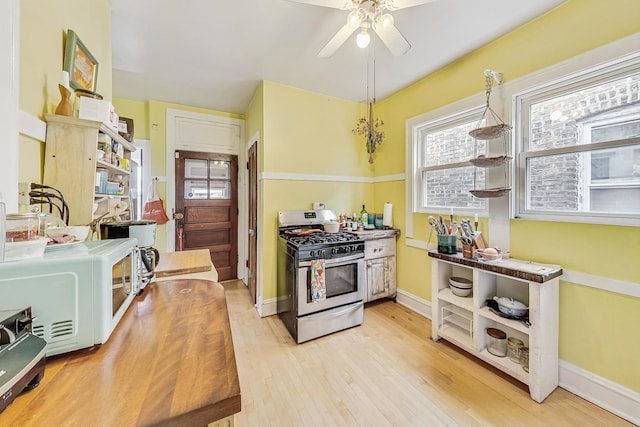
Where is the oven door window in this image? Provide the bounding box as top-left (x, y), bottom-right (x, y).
top-left (309, 263), bottom-right (358, 301)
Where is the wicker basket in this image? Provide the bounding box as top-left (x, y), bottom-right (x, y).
top-left (469, 187), bottom-right (511, 198)
top-left (468, 123), bottom-right (512, 140)
top-left (469, 155), bottom-right (512, 168)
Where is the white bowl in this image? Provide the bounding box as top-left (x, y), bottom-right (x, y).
top-left (324, 221), bottom-right (340, 233)
top-left (449, 284), bottom-right (472, 297)
top-left (476, 248), bottom-right (502, 263)
top-left (449, 276), bottom-right (472, 289)
top-left (66, 225), bottom-right (90, 241)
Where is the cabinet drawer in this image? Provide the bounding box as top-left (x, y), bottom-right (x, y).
top-left (364, 237), bottom-right (395, 259)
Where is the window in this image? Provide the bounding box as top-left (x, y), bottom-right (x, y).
top-left (184, 158), bottom-right (231, 200)
top-left (411, 106), bottom-right (488, 213)
top-left (516, 61), bottom-right (640, 224)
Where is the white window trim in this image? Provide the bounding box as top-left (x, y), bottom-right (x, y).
top-left (405, 93), bottom-right (485, 238)
top-left (511, 50), bottom-right (640, 226)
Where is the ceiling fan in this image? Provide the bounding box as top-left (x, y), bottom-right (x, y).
top-left (288, 0), bottom-right (436, 57)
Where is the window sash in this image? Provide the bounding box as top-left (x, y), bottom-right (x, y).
top-left (515, 59), bottom-right (640, 224)
top-left (413, 106), bottom-right (489, 213)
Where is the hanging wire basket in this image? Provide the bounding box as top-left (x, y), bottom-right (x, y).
top-left (469, 154), bottom-right (512, 168)
top-left (469, 70), bottom-right (512, 198)
top-left (468, 70), bottom-right (512, 140)
top-left (469, 187), bottom-right (511, 198)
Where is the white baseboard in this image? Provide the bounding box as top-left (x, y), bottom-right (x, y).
top-left (259, 297), bottom-right (278, 318)
top-left (559, 360), bottom-right (640, 425)
top-left (395, 289), bottom-right (431, 320)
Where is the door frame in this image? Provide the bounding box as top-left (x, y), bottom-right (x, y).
top-left (247, 132), bottom-right (260, 308)
top-left (166, 109), bottom-right (246, 280)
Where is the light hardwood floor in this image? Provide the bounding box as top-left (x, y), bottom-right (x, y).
top-left (222, 280), bottom-right (631, 427)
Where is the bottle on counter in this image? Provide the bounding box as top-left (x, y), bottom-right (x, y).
top-left (360, 204), bottom-right (368, 226)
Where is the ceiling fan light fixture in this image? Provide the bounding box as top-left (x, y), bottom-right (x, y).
top-left (376, 13), bottom-right (394, 28)
top-left (346, 9), bottom-right (364, 29)
top-left (356, 28), bottom-right (370, 48)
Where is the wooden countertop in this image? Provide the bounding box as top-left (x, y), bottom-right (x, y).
top-left (155, 249), bottom-right (212, 278)
top-left (2, 279), bottom-right (241, 426)
top-left (428, 250), bottom-right (562, 283)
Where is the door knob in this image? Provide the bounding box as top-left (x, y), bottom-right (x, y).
top-left (173, 212), bottom-right (184, 220)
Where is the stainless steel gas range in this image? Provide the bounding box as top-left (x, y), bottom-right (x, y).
top-left (277, 210), bottom-right (365, 343)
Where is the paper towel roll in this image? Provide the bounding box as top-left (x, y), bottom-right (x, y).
top-left (382, 202), bottom-right (393, 227)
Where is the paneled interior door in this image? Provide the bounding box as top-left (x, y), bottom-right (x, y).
top-left (175, 150), bottom-right (238, 281)
top-left (247, 142), bottom-right (258, 304)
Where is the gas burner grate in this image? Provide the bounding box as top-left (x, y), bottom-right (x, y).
top-left (282, 231), bottom-right (361, 247)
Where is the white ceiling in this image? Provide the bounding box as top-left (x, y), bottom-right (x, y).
top-left (110, 0), bottom-right (566, 114)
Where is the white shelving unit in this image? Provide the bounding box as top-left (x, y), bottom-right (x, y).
top-left (429, 251), bottom-right (562, 403)
top-left (44, 115), bottom-right (136, 226)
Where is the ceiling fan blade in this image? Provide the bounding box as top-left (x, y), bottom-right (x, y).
top-left (375, 23), bottom-right (411, 56)
top-left (284, 0), bottom-right (350, 10)
top-left (386, 0), bottom-right (437, 10)
top-left (318, 24), bottom-right (358, 57)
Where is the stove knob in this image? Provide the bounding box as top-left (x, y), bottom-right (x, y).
top-left (344, 246), bottom-right (350, 253)
top-left (309, 250), bottom-right (315, 257)
top-left (318, 249), bottom-right (324, 256)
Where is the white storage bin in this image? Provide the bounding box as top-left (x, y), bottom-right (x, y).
top-left (78, 98), bottom-right (118, 131)
top-left (4, 238), bottom-right (48, 262)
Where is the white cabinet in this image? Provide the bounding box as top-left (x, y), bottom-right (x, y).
top-left (366, 254), bottom-right (396, 301)
top-left (429, 251), bottom-right (561, 403)
top-left (43, 115), bottom-right (136, 226)
top-left (363, 236), bottom-right (397, 302)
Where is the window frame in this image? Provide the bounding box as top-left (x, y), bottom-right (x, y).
top-left (513, 56), bottom-right (640, 226)
top-left (415, 105), bottom-right (488, 213)
top-left (407, 93), bottom-right (489, 220)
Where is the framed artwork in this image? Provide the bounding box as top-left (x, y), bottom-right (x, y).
top-left (63, 29), bottom-right (99, 92)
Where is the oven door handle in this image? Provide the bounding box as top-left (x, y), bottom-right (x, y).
top-left (298, 253), bottom-right (363, 267)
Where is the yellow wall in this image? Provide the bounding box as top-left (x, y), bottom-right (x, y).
top-left (112, 98), bottom-right (149, 140)
top-left (20, 0), bottom-right (112, 118)
top-left (19, 0), bottom-right (112, 185)
top-left (375, 0), bottom-right (640, 392)
top-left (256, 81), bottom-right (374, 300)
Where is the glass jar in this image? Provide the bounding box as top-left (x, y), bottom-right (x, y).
top-left (520, 347), bottom-right (530, 372)
top-left (6, 213), bottom-right (40, 242)
top-left (485, 327), bottom-right (507, 357)
top-left (507, 337), bottom-right (524, 363)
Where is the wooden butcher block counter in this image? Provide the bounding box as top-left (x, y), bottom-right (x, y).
top-left (1, 279), bottom-right (241, 426)
top-left (154, 249), bottom-right (217, 280)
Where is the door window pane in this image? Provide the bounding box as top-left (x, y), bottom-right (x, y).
top-left (209, 181), bottom-right (230, 199)
top-left (209, 160), bottom-right (230, 179)
top-left (184, 180), bottom-right (208, 199)
top-left (185, 159), bottom-right (208, 179)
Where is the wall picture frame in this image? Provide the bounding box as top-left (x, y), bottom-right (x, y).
top-left (63, 29), bottom-right (99, 92)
